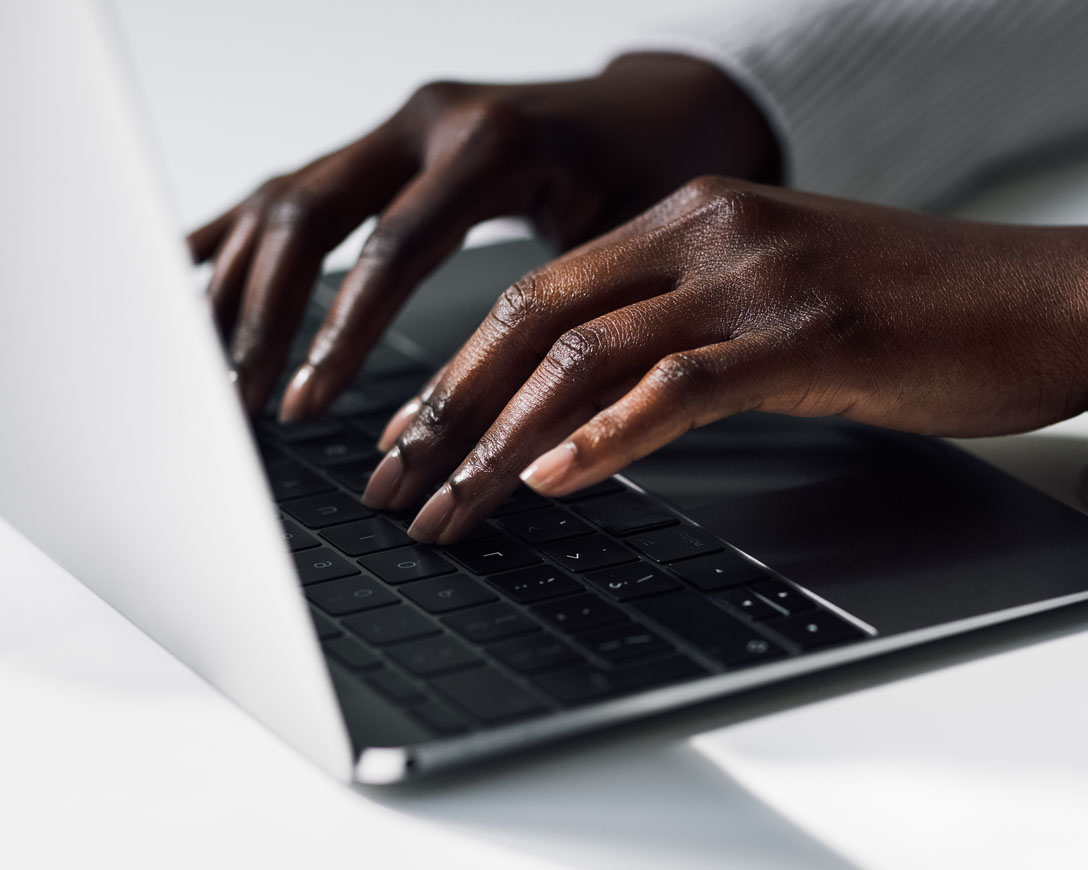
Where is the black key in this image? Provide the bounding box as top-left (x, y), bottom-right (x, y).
top-left (309, 606), bottom-right (342, 640)
top-left (346, 411), bottom-right (393, 441)
top-left (359, 545), bottom-right (456, 584)
top-left (626, 524), bottom-right (722, 563)
top-left (444, 603), bottom-right (539, 643)
top-left (367, 669), bottom-right (425, 705)
top-left (669, 551), bottom-right (769, 591)
top-left (718, 587), bottom-right (784, 621)
top-left (320, 517), bottom-right (411, 556)
top-left (769, 611), bottom-right (866, 650)
top-left (327, 461), bottom-right (373, 493)
top-left (280, 518), bottom-right (320, 552)
top-left (534, 656), bottom-right (705, 705)
top-left (498, 508), bottom-right (592, 544)
top-left (306, 575), bottom-right (398, 615)
top-left (322, 635), bottom-right (382, 671)
top-left (343, 604), bottom-right (440, 645)
top-left (400, 575), bottom-right (497, 613)
top-left (491, 487), bottom-right (550, 517)
top-left (459, 521), bottom-right (503, 542)
top-left (630, 590), bottom-right (787, 667)
top-left (540, 534), bottom-right (637, 573)
top-left (444, 535), bottom-right (540, 574)
top-left (387, 635), bottom-right (481, 675)
top-left (432, 667), bottom-right (548, 724)
top-left (326, 384), bottom-right (400, 416)
top-left (572, 493), bottom-right (678, 535)
top-left (583, 563), bottom-right (680, 601)
top-left (292, 548), bottom-right (360, 586)
top-left (487, 565), bottom-right (582, 603)
top-left (488, 634), bottom-right (584, 673)
top-left (534, 593), bottom-right (626, 634)
top-left (262, 419), bottom-right (343, 444)
top-left (267, 463), bottom-right (334, 501)
top-left (577, 624), bottom-right (671, 663)
top-left (293, 432), bottom-right (381, 467)
top-left (382, 371), bottom-right (430, 403)
top-left (555, 479), bottom-right (624, 502)
top-left (410, 701), bottom-right (468, 736)
top-left (281, 492), bottom-right (374, 528)
top-left (749, 579), bottom-right (818, 615)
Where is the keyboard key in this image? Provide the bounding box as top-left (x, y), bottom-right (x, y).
top-left (491, 487), bottom-right (550, 516)
top-left (555, 479), bottom-right (624, 502)
top-left (400, 575), bottom-right (497, 613)
top-left (346, 411), bottom-right (394, 441)
top-left (498, 508), bottom-right (592, 544)
top-left (267, 463), bottom-right (335, 501)
top-left (327, 461), bottom-right (373, 493)
top-left (281, 492), bottom-right (374, 528)
top-left (749, 579), bottom-right (818, 615)
top-left (280, 518), bottom-right (320, 552)
top-left (668, 551), bottom-right (769, 591)
top-left (443, 535), bottom-right (540, 574)
top-left (534, 593), bottom-right (627, 634)
top-left (387, 635), bottom-right (481, 675)
top-left (534, 655), bottom-right (705, 705)
top-left (320, 517), bottom-right (411, 556)
top-left (292, 548), bottom-right (360, 585)
top-left (309, 606), bottom-right (342, 640)
top-left (327, 384), bottom-right (401, 416)
top-left (444, 603), bottom-right (539, 643)
top-left (292, 432), bottom-right (381, 467)
top-left (630, 590), bottom-right (787, 668)
top-left (322, 635), bottom-right (382, 671)
top-left (487, 565), bottom-right (582, 603)
top-left (488, 634), bottom-right (584, 673)
top-left (306, 575), bottom-right (398, 615)
top-left (583, 563), bottom-right (680, 601)
top-left (768, 611), bottom-right (866, 650)
top-left (367, 669), bottom-right (425, 705)
top-left (577, 624), bottom-right (672, 663)
top-left (263, 419), bottom-right (343, 444)
top-left (432, 667), bottom-right (548, 723)
top-left (626, 524), bottom-right (722, 563)
top-left (343, 604), bottom-right (440, 645)
top-left (359, 545), bottom-right (456, 584)
top-left (410, 701), bottom-right (468, 736)
top-left (540, 534), bottom-right (637, 573)
top-left (717, 587), bottom-right (783, 621)
top-left (572, 493), bottom-right (678, 535)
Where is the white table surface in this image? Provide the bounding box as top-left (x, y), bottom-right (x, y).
top-left (5, 2), bottom-right (1088, 868)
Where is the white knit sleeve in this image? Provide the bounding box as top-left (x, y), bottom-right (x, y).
top-left (607, 0), bottom-right (1088, 209)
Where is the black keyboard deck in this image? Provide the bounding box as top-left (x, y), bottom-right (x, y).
top-left (258, 341), bottom-right (873, 740)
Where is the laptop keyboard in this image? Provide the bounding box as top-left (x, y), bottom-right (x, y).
top-left (257, 339), bottom-right (873, 739)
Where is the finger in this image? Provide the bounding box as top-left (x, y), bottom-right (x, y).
top-left (278, 146), bottom-right (538, 424)
top-left (360, 232), bottom-right (678, 512)
top-left (187, 207), bottom-right (238, 263)
top-left (230, 131), bottom-right (416, 414)
top-left (406, 288), bottom-right (734, 543)
top-left (377, 365), bottom-right (447, 452)
top-left (519, 333), bottom-right (796, 497)
top-left (205, 209), bottom-right (261, 337)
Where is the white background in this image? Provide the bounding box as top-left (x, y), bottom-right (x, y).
top-left (5, 1), bottom-right (1088, 868)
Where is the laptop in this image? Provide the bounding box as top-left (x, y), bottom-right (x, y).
top-left (5, 0), bottom-right (1088, 785)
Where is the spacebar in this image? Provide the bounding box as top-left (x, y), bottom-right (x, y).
top-left (630, 590), bottom-right (786, 667)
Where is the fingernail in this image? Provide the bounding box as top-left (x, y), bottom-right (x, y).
top-left (378, 397), bottom-right (421, 452)
top-left (362, 446), bottom-right (404, 508)
top-left (407, 484), bottom-right (453, 543)
top-left (279, 363), bottom-right (317, 424)
top-left (520, 442), bottom-right (578, 494)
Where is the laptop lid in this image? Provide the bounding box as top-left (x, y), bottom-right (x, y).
top-left (0, 0), bottom-right (352, 780)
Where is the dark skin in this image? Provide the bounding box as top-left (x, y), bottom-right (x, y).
top-left (190, 55), bottom-right (1088, 545)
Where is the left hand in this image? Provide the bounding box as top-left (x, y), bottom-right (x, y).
top-left (359, 176), bottom-right (1088, 544)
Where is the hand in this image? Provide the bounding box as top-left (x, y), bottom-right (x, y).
top-left (360, 176), bottom-right (1088, 544)
top-left (187, 55), bottom-right (778, 418)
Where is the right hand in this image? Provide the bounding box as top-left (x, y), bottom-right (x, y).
top-left (186, 53), bottom-right (779, 420)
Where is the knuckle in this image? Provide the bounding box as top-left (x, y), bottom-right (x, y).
top-left (648, 351), bottom-right (712, 397)
top-left (489, 274), bottom-right (548, 333)
top-left (540, 324), bottom-right (608, 383)
top-left (680, 175), bottom-right (728, 201)
top-left (263, 186), bottom-right (327, 230)
top-left (407, 79), bottom-right (465, 112)
top-left (457, 98), bottom-right (533, 154)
